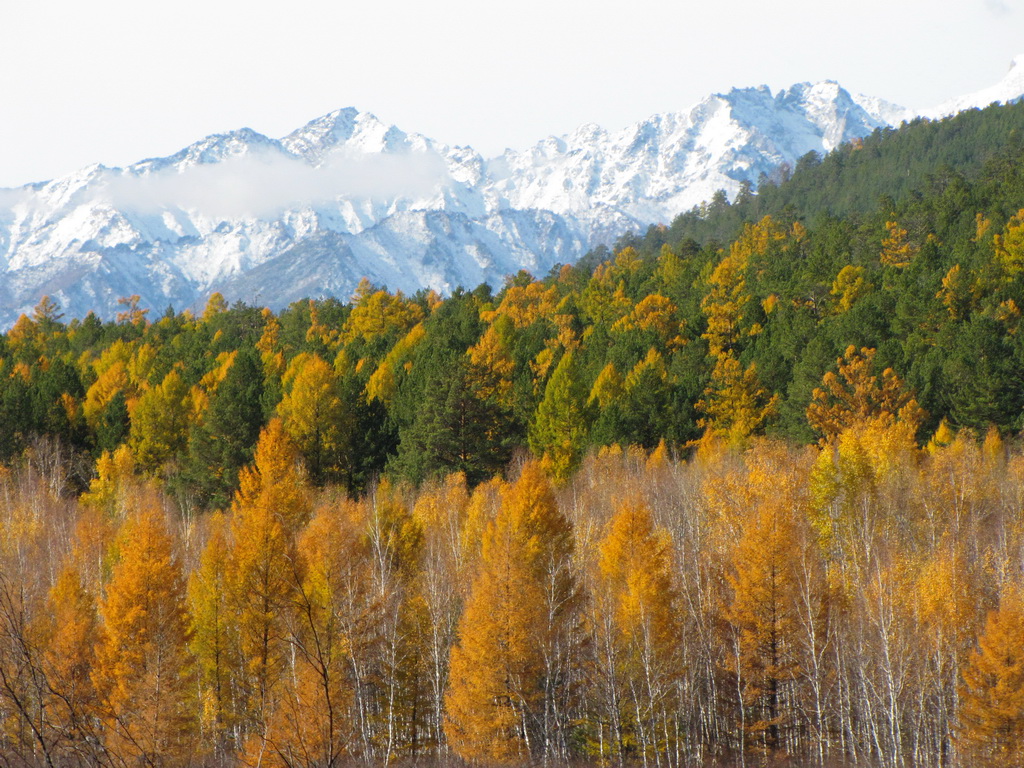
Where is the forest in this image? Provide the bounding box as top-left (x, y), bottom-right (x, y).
top-left (0, 102), bottom-right (1023, 766)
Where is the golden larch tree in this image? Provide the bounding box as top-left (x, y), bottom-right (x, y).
top-left (228, 418), bottom-right (311, 753)
top-left (278, 353), bottom-right (352, 484)
top-left (93, 503), bottom-right (195, 765)
top-left (724, 443), bottom-right (821, 760)
top-left (129, 368), bottom-right (191, 472)
top-left (591, 497), bottom-right (681, 761)
top-left (444, 462), bottom-right (577, 764)
top-left (188, 512), bottom-right (240, 757)
top-left (806, 345), bottom-right (923, 444)
top-left (956, 587), bottom-right (1024, 767)
top-left (266, 503), bottom-right (366, 767)
top-left (37, 562), bottom-right (100, 759)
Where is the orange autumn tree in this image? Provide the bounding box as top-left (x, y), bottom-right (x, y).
top-left (591, 497), bottom-right (681, 762)
top-left (39, 562), bottom-right (100, 756)
top-left (806, 345), bottom-right (923, 444)
top-left (444, 462), bottom-right (578, 764)
top-left (93, 503), bottom-right (195, 765)
top-left (723, 443), bottom-right (823, 760)
top-left (188, 513), bottom-right (239, 757)
top-left (956, 586), bottom-right (1024, 767)
top-left (266, 501), bottom-right (366, 767)
top-left (227, 418), bottom-right (311, 756)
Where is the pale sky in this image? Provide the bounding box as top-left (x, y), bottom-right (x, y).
top-left (1, 0), bottom-right (1021, 188)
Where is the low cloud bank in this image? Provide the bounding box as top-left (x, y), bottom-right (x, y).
top-left (98, 149), bottom-right (453, 220)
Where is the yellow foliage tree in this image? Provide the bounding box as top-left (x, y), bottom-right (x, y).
top-left (702, 216), bottom-right (786, 357)
top-left (38, 562), bottom-right (99, 751)
top-left (957, 587), bottom-right (1024, 767)
top-left (228, 419), bottom-right (311, 746)
top-left (444, 462), bottom-right (576, 764)
top-left (466, 324), bottom-right (516, 409)
top-left (806, 346), bottom-right (923, 443)
top-left (93, 505), bottom-right (195, 765)
top-left (188, 513), bottom-right (240, 756)
top-left (993, 208), bottom-right (1024, 277)
top-left (82, 360), bottom-right (130, 432)
top-left (365, 322), bottom-right (426, 405)
top-left (611, 293), bottom-right (684, 348)
top-left (591, 498), bottom-right (680, 761)
top-left (831, 264), bottom-right (871, 314)
top-left (697, 355), bottom-right (777, 447)
top-left (342, 279), bottom-right (423, 344)
top-left (580, 269), bottom-right (633, 326)
top-left (937, 264), bottom-right (975, 320)
top-left (256, 308), bottom-right (286, 379)
top-left (481, 279), bottom-right (560, 329)
top-left (588, 362), bottom-right (624, 410)
top-left (80, 444), bottom-right (136, 518)
top-left (129, 368), bottom-right (191, 472)
top-left (880, 220), bottom-right (917, 268)
top-left (278, 354), bottom-right (352, 484)
top-left (724, 446), bottom-right (819, 758)
top-left (265, 504), bottom-right (366, 766)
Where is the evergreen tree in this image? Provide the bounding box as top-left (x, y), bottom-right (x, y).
top-left (392, 355), bottom-right (514, 486)
top-left (179, 346), bottom-right (266, 510)
top-left (529, 351), bottom-right (590, 481)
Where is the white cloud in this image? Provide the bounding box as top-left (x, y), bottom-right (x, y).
top-left (0, 188), bottom-right (28, 208)
top-left (96, 150), bottom-right (451, 220)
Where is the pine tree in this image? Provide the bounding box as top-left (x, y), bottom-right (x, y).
top-left (529, 351), bottom-right (590, 481)
top-left (393, 355), bottom-right (514, 486)
top-left (181, 345), bottom-right (266, 509)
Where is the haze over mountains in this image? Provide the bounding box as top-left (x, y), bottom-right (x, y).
top-left (1, 57), bottom-right (1023, 327)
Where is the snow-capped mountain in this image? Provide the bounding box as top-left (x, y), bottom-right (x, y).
top-left (1, 59), bottom-right (1022, 327)
top-left (922, 54), bottom-right (1024, 119)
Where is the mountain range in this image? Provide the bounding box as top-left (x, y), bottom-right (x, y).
top-left (2, 55), bottom-right (1023, 327)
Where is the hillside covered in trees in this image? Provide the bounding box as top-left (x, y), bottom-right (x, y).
top-left (0, 102), bottom-right (1023, 766)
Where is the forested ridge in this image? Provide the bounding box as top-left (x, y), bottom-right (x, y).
top-left (0, 103), bottom-right (1023, 766)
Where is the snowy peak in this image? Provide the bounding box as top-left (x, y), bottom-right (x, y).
top-left (281, 108), bottom-right (426, 163)
top-left (133, 128), bottom-right (286, 174)
top-left (482, 79), bottom-right (883, 224)
top-left (281, 107), bottom-right (363, 162)
top-left (777, 80), bottom-right (886, 149)
top-left (924, 54), bottom-right (1024, 118)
